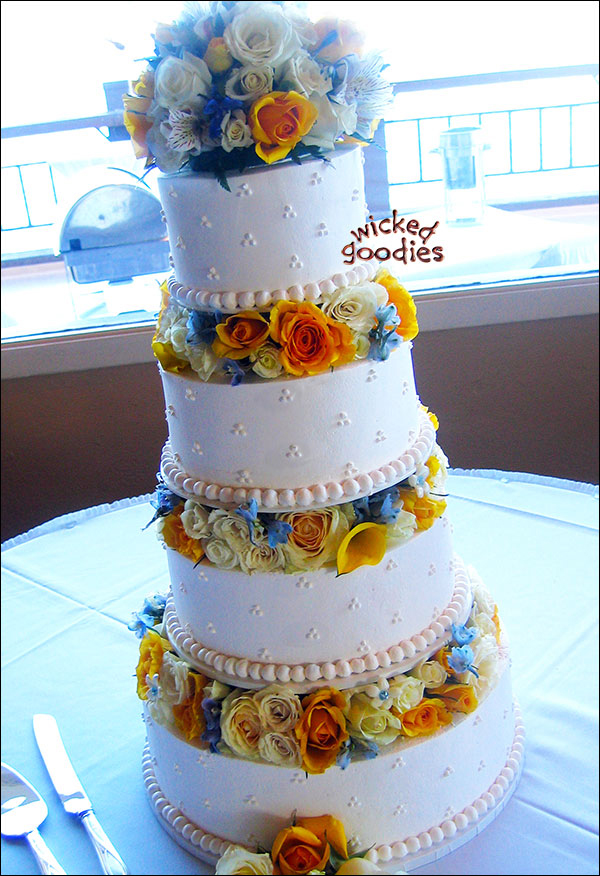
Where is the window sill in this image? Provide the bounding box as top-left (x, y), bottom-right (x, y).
top-left (1, 272), bottom-right (597, 380)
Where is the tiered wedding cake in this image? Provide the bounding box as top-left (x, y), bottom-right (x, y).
top-left (126, 4), bottom-right (523, 873)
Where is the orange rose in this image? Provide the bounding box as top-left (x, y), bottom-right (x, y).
top-left (295, 688), bottom-right (348, 774)
top-left (269, 301), bottom-right (356, 376)
top-left (311, 18), bottom-right (365, 62)
top-left (374, 268), bottom-right (418, 341)
top-left (136, 629), bottom-right (169, 700)
top-left (249, 91), bottom-right (318, 164)
top-left (212, 311), bottom-right (270, 360)
top-left (434, 684), bottom-right (479, 714)
top-left (172, 669), bottom-right (209, 743)
top-left (272, 814), bottom-right (348, 875)
top-left (123, 92), bottom-right (153, 159)
top-left (159, 505), bottom-right (205, 564)
top-left (400, 697), bottom-right (453, 737)
top-left (401, 492), bottom-right (447, 531)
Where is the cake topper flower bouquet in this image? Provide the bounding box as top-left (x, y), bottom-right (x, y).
top-left (123, 1), bottom-right (392, 186)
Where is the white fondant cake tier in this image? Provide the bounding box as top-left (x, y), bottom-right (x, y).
top-left (142, 656), bottom-right (520, 869)
top-left (165, 517), bottom-right (456, 675)
top-left (158, 146), bottom-right (371, 297)
top-left (160, 347), bottom-right (433, 511)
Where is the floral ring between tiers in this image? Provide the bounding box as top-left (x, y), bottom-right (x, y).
top-left (160, 407), bottom-right (436, 512)
top-left (141, 702), bottom-right (524, 870)
top-left (167, 262), bottom-right (379, 313)
top-left (163, 557), bottom-right (472, 692)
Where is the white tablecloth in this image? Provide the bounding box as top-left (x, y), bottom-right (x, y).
top-left (1, 472), bottom-right (598, 875)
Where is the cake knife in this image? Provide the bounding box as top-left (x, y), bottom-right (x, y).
top-left (33, 715), bottom-right (128, 875)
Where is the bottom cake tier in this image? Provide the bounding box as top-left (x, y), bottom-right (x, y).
top-left (141, 655), bottom-right (523, 872)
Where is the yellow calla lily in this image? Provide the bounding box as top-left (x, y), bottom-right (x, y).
top-left (336, 522), bottom-right (387, 576)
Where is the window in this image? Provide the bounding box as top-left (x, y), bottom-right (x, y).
top-left (1, 1), bottom-right (598, 355)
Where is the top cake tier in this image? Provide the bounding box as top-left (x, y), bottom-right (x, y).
top-left (158, 146), bottom-right (370, 303)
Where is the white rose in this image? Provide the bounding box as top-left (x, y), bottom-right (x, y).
top-left (159, 651), bottom-right (191, 705)
top-left (155, 52), bottom-right (212, 109)
top-left (147, 695), bottom-right (174, 727)
top-left (239, 537), bottom-right (286, 574)
top-left (180, 500), bottom-right (212, 540)
top-left (472, 581), bottom-right (496, 617)
top-left (346, 693), bottom-right (403, 746)
top-left (352, 332), bottom-right (371, 359)
top-left (221, 109), bottom-right (254, 152)
top-left (250, 343), bottom-right (284, 379)
top-left (225, 64), bottom-right (274, 102)
top-left (278, 51), bottom-right (332, 97)
top-left (410, 659), bottom-right (448, 689)
top-left (254, 685), bottom-right (302, 732)
top-left (154, 297), bottom-right (188, 346)
top-left (471, 611), bottom-right (497, 639)
top-left (321, 282), bottom-right (379, 333)
top-left (215, 844), bottom-right (274, 875)
top-left (302, 93), bottom-right (357, 151)
top-left (186, 341), bottom-right (220, 382)
top-left (386, 509), bottom-right (417, 543)
top-left (203, 537), bottom-right (239, 570)
top-left (468, 634), bottom-right (500, 696)
top-left (336, 859), bottom-right (382, 875)
top-left (224, 3), bottom-right (301, 67)
top-left (209, 509), bottom-right (252, 552)
top-left (258, 731), bottom-right (302, 767)
top-left (387, 675), bottom-right (424, 715)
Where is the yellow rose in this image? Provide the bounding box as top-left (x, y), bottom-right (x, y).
top-left (346, 693), bottom-right (402, 746)
top-left (269, 301), bottom-right (356, 377)
top-left (279, 507), bottom-right (350, 571)
top-left (158, 505), bottom-right (205, 564)
top-left (311, 18), bottom-right (365, 62)
top-left (400, 698), bottom-right (453, 737)
top-left (272, 815), bottom-right (347, 875)
top-left (400, 493), bottom-right (446, 531)
top-left (172, 669), bottom-right (209, 743)
top-left (248, 91), bottom-right (318, 164)
top-left (221, 691), bottom-right (262, 760)
top-left (295, 688), bottom-right (348, 775)
top-left (374, 268), bottom-right (418, 341)
top-left (122, 92), bottom-right (153, 160)
top-left (420, 404), bottom-right (439, 431)
top-left (434, 683), bottom-right (479, 714)
top-left (213, 311), bottom-right (271, 360)
top-left (204, 37), bottom-right (233, 74)
top-left (336, 523), bottom-right (387, 575)
top-left (136, 629), bottom-right (169, 700)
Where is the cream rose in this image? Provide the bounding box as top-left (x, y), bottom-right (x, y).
top-left (221, 109), bottom-right (254, 152)
top-left (225, 64), bottom-right (274, 102)
top-left (467, 634), bottom-right (500, 696)
top-left (250, 343), bottom-right (284, 378)
top-left (209, 509), bottom-right (252, 552)
top-left (346, 693), bottom-right (402, 746)
top-left (215, 844), bottom-right (274, 875)
top-left (180, 500), bottom-right (211, 540)
top-left (278, 51), bottom-right (332, 97)
top-left (388, 675), bottom-right (425, 715)
top-left (321, 282), bottom-right (380, 333)
top-left (187, 342), bottom-right (220, 381)
top-left (258, 731), bottom-right (302, 767)
top-left (336, 859), bottom-right (382, 875)
top-left (472, 581), bottom-right (496, 617)
top-left (280, 506), bottom-right (350, 571)
top-left (302, 92), bottom-right (357, 151)
top-left (410, 659), bottom-right (448, 689)
top-left (386, 509), bottom-right (417, 543)
top-left (239, 537), bottom-right (286, 574)
top-left (159, 651), bottom-right (192, 705)
top-left (352, 331), bottom-right (371, 359)
top-left (471, 611), bottom-right (497, 638)
top-left (155, 53), bottom-right (212, 109)
top-left (224, 3), bottom-right (301, 67)
top-left (254, 685), bottom-right (302, 732)
top-left (203, 537), bottom-right (239, 570)
top-left (221, 691), bottom-right (262, 759)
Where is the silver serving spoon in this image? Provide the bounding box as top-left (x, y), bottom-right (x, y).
top-left (1, 762), bottom-right (66, 874)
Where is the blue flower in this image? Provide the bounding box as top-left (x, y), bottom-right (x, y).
top-left (144, 479), bottom-right (181, 529)
top-left (223, 358), bottom-right (247, 386)
top-left (448, 645), bottom-right (479, 678)
top-left (352, 485), bottom-right (400, 525)
top-left (143, 593), bottom-right (167, 620)
top-left (452, 623), bottom-right (478, 647)
top-left (235, 499), bottom-right (259, 544)
top-left (368, 303), bottom-right (402, 361)
top-left (201, 698), bottom-right (222, 753)
top-left (204, 88), bottom-right (244, 140)
top-left (264, 518), bottom-right (292, 548)
top-left (336, 740), bottom-right (352, 770)
top-left (186, 309), bottom-right (222, 346)
top-left (128, 611), bottom-right (155, 638)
